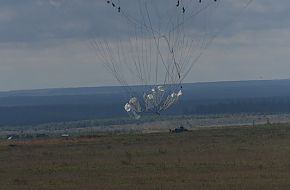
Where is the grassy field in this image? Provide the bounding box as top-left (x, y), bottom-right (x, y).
top-left (1, 123), bottom-right (290, 190)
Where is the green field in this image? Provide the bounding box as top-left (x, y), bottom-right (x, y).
top-left (1, 123), bottom-right (290, 190)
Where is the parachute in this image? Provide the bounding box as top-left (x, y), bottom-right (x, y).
top-left (46, 0), bottom-right (253, 119)
top-left (90, 0), bottom-right (253, 119)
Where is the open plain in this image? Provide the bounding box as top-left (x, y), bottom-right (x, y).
top-left (1, 123), bottom-right (290, 190)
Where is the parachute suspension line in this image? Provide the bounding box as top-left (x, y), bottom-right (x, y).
top-left (92, 40), bottom-right (119, 84)
top-left (170, 1), bottom-right (186, 89)
top-left (103, 39), bottom-right (131, 91)
top-left (128, 26), bottom-right (143, 85)
top-left (102, 40), bottom-right (124, 86)
top-left (118, 0), bottom-right (140, 97)
top-left (174, 0), bottom-right (190, 80)
top-left (134, 24), bottom-right (143, 85)
top-left (116, 1), bottom-right (161, 38)
top-left (113, 25), bottom-right (134, 88)
top-left (93, 0), bottom-right (255, 118)
top-left (161, 35), bottom-right (181, 84)
top-left (144, 3), bottom-right (174, 87)
top-left (181, 37), bottom-right (200, 76)
top-left (180, 0), bottom-right (254, 82)
top-left (175, 11), bottom-right (186, 80)
top-left (166, 16), bottom-right (177, 86)
top-left (116, 37), bottom-right (137, 92)
top-left (155, 38), bottom-right (160, 85)
top-left (107, 14), bottom-right (141, 95)
top-left (126, 1), bottom-right (149, 99)
top-left (147, 23), bottom-right (153, 87)
top-left (184, 5), bottom-right (215, 74)
top-left (176, 28), bottom-right (188, 82)
top-left (49, 0), bottom-right (130, 93)
top-left (89, 40), bottom-right (116, 82)
top-left (123, 4), bottom-right (145, 90)
top-left (140, 4), bottom-right (148, 87)
top-left (139, 0), bottom-right (150, 90)
top-left (83, 3), bottom-right (133, 96)
top-left (172, 31), bottom-right (185, 91)
top-left (169, 3), bottom-right (182, 87)
top-left (103, 39), bottom-right (129, 88)
top-left (135, 0), bottom-right (144, 87)
top-left (118, 34), bottom-right (136, 83)
top-left (91, 39), bottom-right (132, 95)
top-left (106, 0), bottom-right (134, 103)
top-left (173, 0), bottom-right (215, 85)
top-left (169, 0), bottom-right (215, 34)
top-left (181, 37), bottom-right (207, 82)
top-left (181, 29), bottom-right (217, 82)
top-left (141, 1), bottom-right (152, 88)
top-left (116, 0), bottom-right (188, 87)
top-left (77, 1), bottom-right (134, 97)
top-left (168, 0), bottom-right (213, 91)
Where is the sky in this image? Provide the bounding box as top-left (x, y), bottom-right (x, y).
top-left (0, 0), bottom-right (289, 91)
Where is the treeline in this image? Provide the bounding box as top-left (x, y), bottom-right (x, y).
top-left (0, 103), bottom-right (125, 126)
top-left (1, 97), bottom-right (290, 126)
top-left (2, 79), bottom-right (290, 126)
top-left (181, 97), bottom-right (290, 115)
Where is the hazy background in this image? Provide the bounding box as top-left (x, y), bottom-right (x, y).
top-left (0, 0), bottom-right (289, 91)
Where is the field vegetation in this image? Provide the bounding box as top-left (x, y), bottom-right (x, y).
top-left (1, 123), bottom-right (290, 189)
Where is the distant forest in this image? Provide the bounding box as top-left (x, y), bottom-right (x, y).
top-left (1, 79), bottom-right (290, 126)
top-left (181, 97), bottom-right (290, 115)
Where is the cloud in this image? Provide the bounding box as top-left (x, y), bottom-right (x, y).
top-left (0, 38), bottom-right (116, 90)
top-left (0, 9), bottom-right (16, 23)
top-left (188, 28), bottom-right (290, 82)
top-left (0, 0), bottom-right (287, 44)
top-left (0, 0), bottom-right (289, 90)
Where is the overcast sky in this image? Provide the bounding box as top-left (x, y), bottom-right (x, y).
top-left (0, 0), bottom-right (289, 91)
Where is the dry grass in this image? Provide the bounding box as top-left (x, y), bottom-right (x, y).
top-left (1, 123), bottom-right (290, 189)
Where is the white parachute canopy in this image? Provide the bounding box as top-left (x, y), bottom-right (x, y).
top-left (124, 97), bottom-right (142, 119)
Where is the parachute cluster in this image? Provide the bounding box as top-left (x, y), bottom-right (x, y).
top-left (95, 0), bottom-right (211, 119)
top-left (90, 0), bottom-right (253, 119)
top-left (46, 0), bottom-right (253, 119)
top-left (125, 85), bottom-right (183, 118)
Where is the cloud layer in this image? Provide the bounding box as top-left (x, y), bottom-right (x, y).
top-left (0, 0), bottom-right (289, 91)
